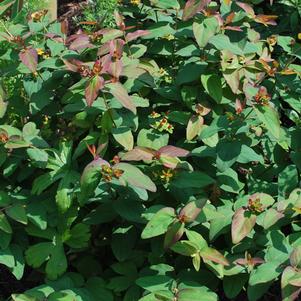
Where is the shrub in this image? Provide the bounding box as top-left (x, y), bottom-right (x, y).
top-left (0, 0), bottom-right (301, 300)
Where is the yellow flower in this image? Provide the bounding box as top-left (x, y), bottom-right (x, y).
top-left (163, 34), bottom-right (175, 41)
top-left (159, 68), bottom-right (168, 77)
top-left (298, 33), bottom-right (301, 40)
top-left (160, 169), bottom-right (174, 183)
top-left (130, 0), bottom-right (141, 5)
top-left (36, 48), bottom-right (44, 56)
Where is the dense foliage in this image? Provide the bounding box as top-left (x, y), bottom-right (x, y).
top-left (0, 0), bottom-right (301, 300)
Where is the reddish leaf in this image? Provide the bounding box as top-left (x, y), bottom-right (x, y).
top-left (235, 256), bottom-right (264, 267)
top-left (290, 247), bottom-right (301, 268)
top-left (114, 10), bottom-right (125, 30)
top-left (69, 34), bottom-right (93, 51)
top-left (255, 15), bottom-right (277, 26)
top-left (200, 247), bottom-right (229, 266)
top-left (159, 155), bottom-right (181, 169)
top-left (164, 221), bottom-right (185, 249)
top-left (289, 272), bottom-right (301, 287)
top-left (282, 266), bottom-right (301, 301)
top-left (121, 147), bottom-right (155, 161)
top-left (224, 26), bottom-right (243, 32)
top-left (182, 0), bottom-right (211, 21)
top-left (19, 48), bottom-right (38, 73)
top-left (107, 82), bottom-right (137, 114)
top-left (236, 1), bottom-right (255, 17)
top-left (109, 39), bottom-right (125, 59)
top-left (159, 145), bottom-right (190, 157)
top-left (126, 30), bottom-right (150, 42)
top-left (61, 20), bottom-right (68, 35)
top-left (179, 199), bottom-right (207, 223)
top-left (231, 208), bottom-right (256, 244)
top-left (85, 76), bottom-right (104, 106)
top-left (63, 59), bottom-right (84, 72)
top-left (108, 60), bottom-right (123, 80)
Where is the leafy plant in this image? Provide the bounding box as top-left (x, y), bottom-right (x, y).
top-left (0, 0), bottom-right (301, 300)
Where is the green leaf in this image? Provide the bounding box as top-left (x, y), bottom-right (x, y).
top-left (217, 168), bottom-right (244, 194)
top-left (216, 141), bottom-right (241, 172)
top-left (223, 274), bottom-right (248, 299)
top-left (136, 275), bottom-right (173, 293)
top-left (209, 34), bottom-right (243, 55)
top-left (171, 171), bottom-right (214, 188)
top-left (114, 162), bottom-right (157, 192)
top-left (193, 18), bottom-right (219, 48)
top-left (0, 247), bottom-right (15, 269)
top-left (45, 240), bottom-right (67, 280)
top-left (254, 105), bottom-right (281, 140)
top-left (200, 247), bottom-right (229, 266)
top-left (0, 212), bottom-right (12, 233)
top-left (178, 288), bottom-right (218, 301)
top-left (150, 0), bottom-right (180, 9)
top-left (27, 148), bottom-right (48, 168)
top-left (6, 203), bottom-right (27, 224)
top-left (170, 240), bottom-right (199, 256)
top-left (0, 0), bottom-right (16, 16)
top-left (201, 74), bottom-right (223, 103)
top-left (25, 242), bottom-right (53, 268)
top-left (12, 294), bottom-right (38, 301)
top-left (249, 262), bottom-right (282, 286)
top-left (65, 223), bottom-right (91, 249)
top-left (112, 127), bottom-right (134, 150)
top-left (142, 207), bottom-right (175, 239)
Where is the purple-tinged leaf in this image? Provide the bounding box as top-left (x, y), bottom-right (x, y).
top-left (262, 208), bottom-right (284, 229)
top-left (164, 221), bottom-right (185, 249)
top-left (113, 162), bottom-right (156, 192)
top-left (236, 1), bottom-right (255, 16)
top-left (289, 272), bottom-right (301, 287)
top-left (290, 247), bottom-right (301, 268)
top-left (114, 10), bottom-right (125, 30)
top-left (109, 38), bottom-right (125, 59)
top-left (69, 34), bottom-right (93, 51)
top-left (85, 76), bottom-right (104, 106)
top-left (159, 145), bottom-right (190, 157)
top-left (179, 199), bottom-right (207, 223)
top-left (231, 208), bottom-right (256, 244)
top-left (108, 60), bottom-right (123, 80)
top-left (19, 48), bottom-right (38, 73)
top-left (121, 147), bottom-right (155, 161)
top-left (200, 247), bottom-right (229, 266)
top-left (235, 257), bottom-right (264, 266)
top-left (81, 158), bottom-right (110, 185)
top-left (182, 0), bottom-right (211, 21)
top-left (186, 115), bottom-right (204, 141)
top-left (126, 30), bottom-right (150, 42)
top-left (282, 266), bottom-right (301, 301)
top-left (107, 82), bottom-right (137, 114)
top-left (63, 59), bottom-right (84, 72)
top-left (159, 154), bottom-right (181, 169)
top-left (224, 26), bottom-right (243, 32)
